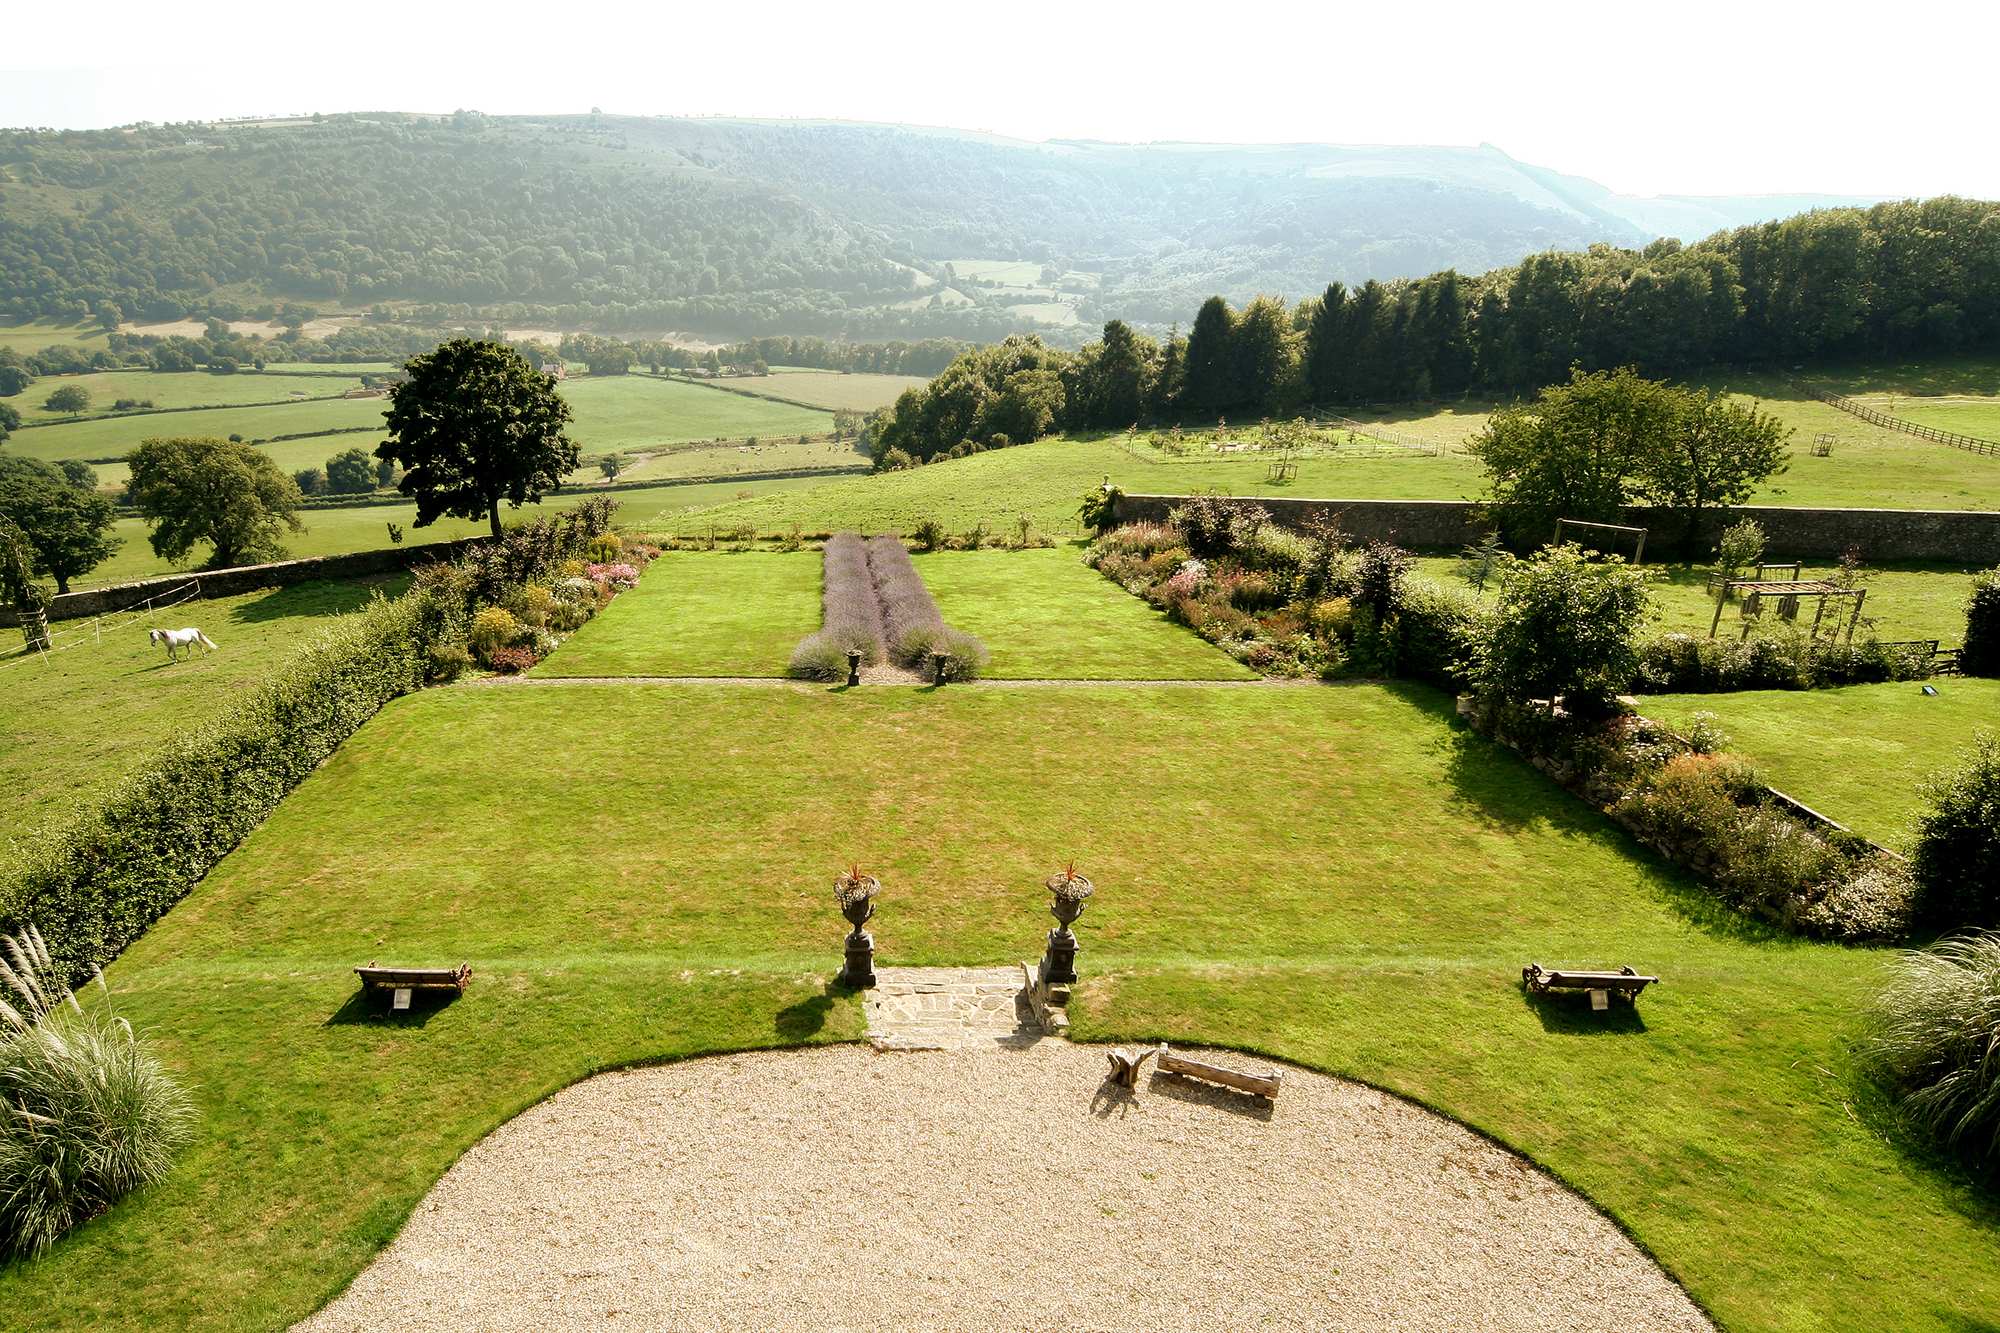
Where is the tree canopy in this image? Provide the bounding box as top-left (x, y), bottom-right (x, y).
top-left (379, 339), bottom-right (578, 538)
top-left (126, 437), bottom-right (305, 570)
top-left (0, 457), bottom-right (117, 594)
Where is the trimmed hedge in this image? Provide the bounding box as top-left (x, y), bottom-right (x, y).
top-left (1, 497), bottom-right (618, 984)
top-left (1633, 630), bottom-right (1937, 693)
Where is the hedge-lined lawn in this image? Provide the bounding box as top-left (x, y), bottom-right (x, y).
top-left (0, 576), bottom-right (404, 876)
top-left (915, 546), bottom-right (1254, 679)
top-left (533, 550), bottom-right (821, 677)
top-left (3, 682), bottom-right (1995, 1329)
top-left (1411, 559), bottom-right (1983, 645)
top-left (78, 474), bottom-right (838, 588)
top-left (1638, 678), bottom-right (2000, 847)
top-left (561, 374), bottom-right (833, 450)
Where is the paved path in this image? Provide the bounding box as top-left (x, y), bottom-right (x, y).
top-left (862, 965), bottom-right (1045, 1050)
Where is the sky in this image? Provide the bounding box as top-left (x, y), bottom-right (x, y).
top-left (4, 0), bottom-right (1994, 200)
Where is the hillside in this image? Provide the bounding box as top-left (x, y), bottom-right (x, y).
top-left (0, 114), bottom-right (1874, 342)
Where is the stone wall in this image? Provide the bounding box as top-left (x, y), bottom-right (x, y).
top-left (1110, 493), bottom-right (2000, 563)
top-left (4, 538), bottom-right (486, 626)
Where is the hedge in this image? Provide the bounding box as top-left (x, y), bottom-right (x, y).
top-left (1, 496), bottom-right (618, 984)
top-left (1964, 567), bottom-right (2000, 677)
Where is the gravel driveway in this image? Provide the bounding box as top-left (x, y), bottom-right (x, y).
top-left (298, 1042), bottom-right (1710, 1331)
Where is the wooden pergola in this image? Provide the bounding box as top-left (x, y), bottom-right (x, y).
top-left (1708, 578), bottom-right (1867, 644)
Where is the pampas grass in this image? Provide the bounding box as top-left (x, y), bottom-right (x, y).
top-left (1868, 931), bottom-right (2000, 1170)
top-left (0, 926), bottom-right (194, 1257)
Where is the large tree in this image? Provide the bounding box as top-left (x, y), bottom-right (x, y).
top-left (1181, 296), bottom-right (1237, 417)
top-left (1638, 390), bottom-right (1791, 515)
top-left (127, 436), bottom-right (305, 569)
top-left (0, 458), bottom-right (118, 594)
top-left (380, 339), bottom-right (578, 538)
top-left (43, 385), bottom-right (90, 415)
top-left (324, 446), bottom-right (376, 494)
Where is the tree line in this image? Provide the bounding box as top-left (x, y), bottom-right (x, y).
top-left (869, 196), bottom-right (2000, 462)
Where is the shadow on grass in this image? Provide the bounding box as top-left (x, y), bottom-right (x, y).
top-left (324, 987), bottom-right (462, 1028)
top-left (1520, 988), bottom-right (1650, 1035)
top-left (1846, 1064), bottom-right (2000, 1235)
top-left (774, 980), bottom-right (850, 1040)
top-left (228, 576), bottom-right (400, 625)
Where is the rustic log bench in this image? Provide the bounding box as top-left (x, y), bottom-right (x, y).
top-left (1522, 963), bottom-right (1657, 1010)
top-left (1152, 1043), bottom-right (1282, 1100)
top-left (354, 962), bottom-right (472, 1011)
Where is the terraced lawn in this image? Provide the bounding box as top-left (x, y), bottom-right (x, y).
top-left (2, 683), bottom-right (1995, 1330)
top-left (1639, 678), bottom-right (2000, 847)
top-left (915, 546), bottom-right (1253, 679)
top-left (533, 550), bottom-right (821, 677)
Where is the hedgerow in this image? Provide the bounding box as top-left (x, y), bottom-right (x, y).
top-left (1, 497), bottom-right (619, 984)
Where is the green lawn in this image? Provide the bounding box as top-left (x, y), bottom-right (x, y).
top-left (915, 546), bottom-right (1253, 679)
top-left (1, 682), bottom-right (1994, 1329)
top-left (1638, 678), bottom-right (2000, 847)
top-left (562, 374), bottom-right (833, 450)
top-left (79, 474), bottom-right (838, 588)
top-left (11, 369), bottom-right (366, 418)
top-left (533, 550), bottom-right (822, 677)
top-left (0, 576), bottom-right (404, 875)
top-left (1413, 559), bottom-right (1983, 645)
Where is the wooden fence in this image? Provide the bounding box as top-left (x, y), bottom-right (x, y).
top-left (1810, 388), bottom-right (2000, 458)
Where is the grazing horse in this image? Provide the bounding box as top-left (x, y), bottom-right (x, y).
top-left (149, 627), bottom-right (217, 661)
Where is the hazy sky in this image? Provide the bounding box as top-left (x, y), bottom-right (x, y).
top-left (5, 0), bottom-right (1992, 199)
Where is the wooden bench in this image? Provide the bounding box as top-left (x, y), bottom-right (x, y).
top-left (1522, 963), bottom-right (1657, 1010)
top-left (354, 962), bottom-right (472, 1011)
top-left (1153, 1043), bottom-right (1282, 1100)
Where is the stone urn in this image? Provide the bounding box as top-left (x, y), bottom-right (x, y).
top-left (1041, 865), bottom-right (1094, 986)
top-left (835, 869), bottom-right (879, 988)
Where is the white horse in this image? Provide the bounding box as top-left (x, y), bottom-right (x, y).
top-left (149, 627), bottom-right (217, 661)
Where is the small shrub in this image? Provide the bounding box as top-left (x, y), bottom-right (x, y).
top-left (1353, 540), bottom-right (1412, 619)
top-left (504, 584), bottom-right (559, 630)
top-left (1867, 932), bottom-right (2000, 1171)
top-left (1095, 522), bottom-right (1179, 559)
top-left (468, 606), bottom-right (525, 664)
top-left (1910, 734), bottom-right (2000, 929)
top-left (1223, 571), bottom-right (1280, 612)
top-left (1168, 493), bottom-right (1268, 559)
top-left (788, 632), bottom-right (853, 682)
top-left (1306, 597), bottom-right (1353, 641)
top-left (1964, 567), bottom-right (2000, 677)
top-left (426, 642), bottom-right (474, 682)
top-left (485, 644), bottom-right (538, 674)
top-left (1684, 711), bottom-right (1731, 755)
top-left (910, 518), bottom-right (945, 552)
top-left (584, 533), bottom-right (625, 563)
top-left (1797, 858), bottom-right (1917, 942)
top-left (1478, 544), bottom-right (1647, 718)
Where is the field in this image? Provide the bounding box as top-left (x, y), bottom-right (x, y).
top-left (532, 551), bottom-right (822, 677)
top-left (0, 576), bottom-right (403, 874)
top-left (0, 319), bottom-right (110, 352)
top-left (739, 369), bottom-right (929, 412)
top-left (6, 398), bottom-right (390, 465)
top-left (1889, 397), bottom-right (2000, 441)
top-left (1639, 678), bottom-right (2000, 847)
top-left (2, 677), bottom-right (1995, 1329)
top-left (571, 435), bottom-right (867, 487)
top-left (1412, 558), bottom-right (1983, 645)
top-left (562, 374), bottom-right (833, 450)
top-left (81, 474), bottom-right (836, 587)
top-left (10, 369), bottom-right (368, 416)
top-left (915, 547), bottom-right (1254, 679)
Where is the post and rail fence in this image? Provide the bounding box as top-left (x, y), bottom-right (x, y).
top-left (1808, 388), bottom-right (2000, 458)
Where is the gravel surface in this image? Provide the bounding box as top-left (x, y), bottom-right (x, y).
top-left (298, 1043), bottom-right (1710, 1332)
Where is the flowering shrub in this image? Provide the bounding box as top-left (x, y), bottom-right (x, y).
top-left (485, 644), bottom-right (538, 674)
top-left (585, 533), bottom-right (626, 563)
top-left (587, 562), bottom-right (641, 590)
top-left (468, 607), bottom-right (525, 665)
top-left (504, 584), bottom-right (559, 629)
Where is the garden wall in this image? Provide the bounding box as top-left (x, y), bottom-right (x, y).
top-left (5, 539), bottom-right (489, 626)
top-left (1110, 493), bottom-right (2000, 563)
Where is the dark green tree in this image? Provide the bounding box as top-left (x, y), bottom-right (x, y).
top-left (1302, 283), bottom-right (1349, 404)
top-left (128, 437), bottom-right (305, 569)
top-left (379, 339), bottom-right (578, 538)
top-left (0, 458), bottom-right (119, 593)
top-left (1182, 296), bottom-right (1236, 416)
top-left (324, 446), bottom-right (376, 494)
top-left (43, 385), bottom-right (90, 414)
top-left (0, 367), bottom-right (30, 398)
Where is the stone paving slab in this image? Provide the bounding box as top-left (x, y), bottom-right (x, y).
top-left (863, 966), bottom-right (1046, 1050)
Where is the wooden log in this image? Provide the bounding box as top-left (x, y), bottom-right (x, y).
top-left (1106, 1046), bottom-right (1156, 1089)
top-left (1154, 1044), bottom-right (1282, 1100)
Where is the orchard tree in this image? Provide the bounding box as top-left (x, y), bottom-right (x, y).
top-left (128, 436), bottom-right (304, 569)
top-left (379, 339), bottom-right (578, 538)
top-left (0, 458), bottom-right (118, 593)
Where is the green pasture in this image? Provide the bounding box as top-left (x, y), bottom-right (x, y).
top-left (915, 547), bottom-right (1253, 680)
top-left (570, 435), bottom-right (867, 487)
top-left (81, 475), bottom-right (836, 588)
top-left (727, 370), bottom-right (928, 412)
top-left (1891, 397), bottom-right (2000, 442)
top-left (0, 576), bottom-right (403, 875)
top-left (1, 682), bottom-right (1993, 1329)
top-left (6, 398), bottom-right (390, 465)
top-left (562, 374), bottom-right (833, 450)
top-left (0, 320), bottom-right (109, 353)
top-left (533, 550), bottom-right (822, 678)
top-left (1639, 678), bottom-right (2000, 847)
top-left (12, 369), bottom-right (366, 417)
